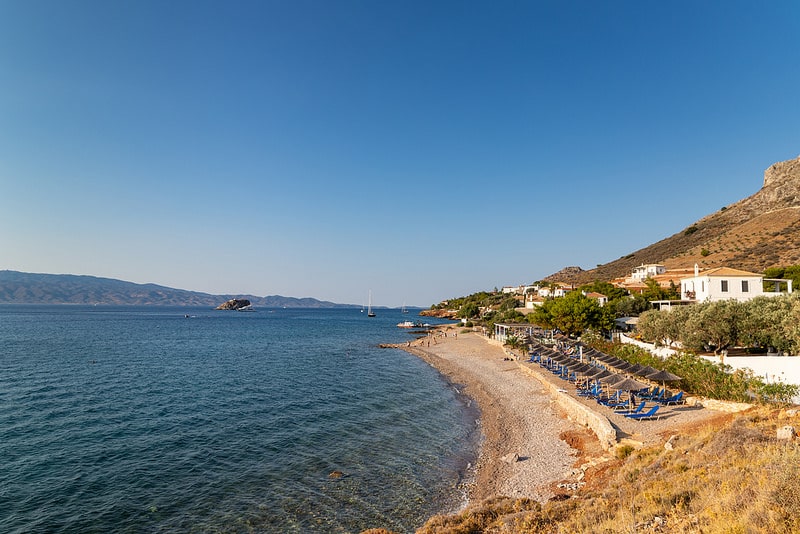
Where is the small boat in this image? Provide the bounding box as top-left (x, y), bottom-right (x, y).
top-left (237, 305), bottom-right (256, 312)
top-left (397, 320), bottom-right (422, 328)
top-left (367, 290), bottom-right (376, 317)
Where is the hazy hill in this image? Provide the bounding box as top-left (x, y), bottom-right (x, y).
top-left (0, 271), bottom-right (353, 308)
top-left (547, 154), bottom-right (800, 285)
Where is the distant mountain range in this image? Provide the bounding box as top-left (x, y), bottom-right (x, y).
top-left (545, 154), bottom-right (800, 285)
top-left (0, 271), bottom-right (356, 308)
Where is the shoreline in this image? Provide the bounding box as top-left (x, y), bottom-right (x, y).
top-left (391, 327), bottom-right (595, 505)
top-left (389, 325), bottom-right (732, 515)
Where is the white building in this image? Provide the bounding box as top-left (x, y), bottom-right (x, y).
top-left (631, 264), bottom-right (666, 281)
top-left (583, 291), bottom-right (608, 306)
top-left (680, 265), bottom-right (792, 303)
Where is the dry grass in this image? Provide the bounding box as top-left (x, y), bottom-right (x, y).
top-left (405, 407), bottom-right (800, 534)
top-left (553, 203), bottom-right (800, 285)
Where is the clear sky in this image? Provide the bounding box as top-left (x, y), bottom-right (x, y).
top-left (1, 1), bottom-right (799, 307)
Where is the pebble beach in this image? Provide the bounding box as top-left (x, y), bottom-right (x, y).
top-left (393, 326), bottom-right (728, 506)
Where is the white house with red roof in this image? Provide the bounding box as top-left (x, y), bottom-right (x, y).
top-left (583, 291), bottom-right (608, 306)
top-left (680, 265), bottom-right (792, 303)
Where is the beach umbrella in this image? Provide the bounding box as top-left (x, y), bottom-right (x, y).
top-left (599, 373), bottom-right (626, 385)
top-left (627, 363), bottom-right (646, 375)
top-left (613, 361), bottom-right (635, 372)
top-left (611, 376), bottom-right (649, 408)
top-left (646, 369), bottom-right (682, 382)
top-left (634, 365), bottom-right (660, 379)
top-left (646, 369), bottom-right (683, 390)
top-left (593, 353), bottom-right (617, 363)
top-left (567, 362), bottom-right (594, 374)
top-left (584, 367), bottom-right (612, 379)
top-left (613, 377), bottom-right (648, 392)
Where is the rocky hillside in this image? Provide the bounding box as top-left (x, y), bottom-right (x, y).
top-left (550, 154), bottom-right (800, 285)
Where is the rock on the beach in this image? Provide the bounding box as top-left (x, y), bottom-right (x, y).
top-left (664, 434), bottom-right (679, 451)
top-left (777, 425), bottom-right (796, 441)
top-left (501, 452), bottom-right (520, 464)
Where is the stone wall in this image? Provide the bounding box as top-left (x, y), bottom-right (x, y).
top-left (517, 363), bottom-right (618, 451)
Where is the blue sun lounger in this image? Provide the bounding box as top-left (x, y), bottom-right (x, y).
top-left (660, 391), bottom-right (684, 405)
top-left (614, 400), bottom-right (646, 415)
top-left (625, 404), bottom-right (661, 421)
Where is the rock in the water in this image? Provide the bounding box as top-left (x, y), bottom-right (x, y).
top-left (215, 298), bottom-right (251, 310)
top-left (329, 470), bottom-right (346, 479)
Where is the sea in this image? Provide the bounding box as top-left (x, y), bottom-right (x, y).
top-left (0, 305), bottom-right (480, 534)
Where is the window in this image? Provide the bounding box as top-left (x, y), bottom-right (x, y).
top-left (721, 280), bottom-right (729, 292)
top-left (742, 280), bottom-right (749, 292)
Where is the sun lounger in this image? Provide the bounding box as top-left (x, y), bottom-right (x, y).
top-left (661, 391), bottom-right (684, 405)
top-left (639, 387), bottom-right (660, 400)
top-left (597, 391), bottom-right (622, 406)
top-left (615, 400), bottom-right (646, 415)
top-left (625, 404), bottom-right (661, 420)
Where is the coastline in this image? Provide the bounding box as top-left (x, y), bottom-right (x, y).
top-left (389, 325), bottom-right (732, 517)
top-left (392, 327), bottom-right (596, 504)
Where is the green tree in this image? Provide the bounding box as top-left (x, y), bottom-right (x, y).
top-left (781, 293), bottom-right (800, 353)
top-left (578, 281), bottom-right (627, 301)
top-left (530, 302), bottom-right (555, 329)
top-left (612, 294), bottom-right (651, 317)
top-left (642, 278), bottom-right (669, 301)
top-left (638, 306), bottom-right (690, 347)
top-left (683, 300), bottom-right (745, 354)
top-left (534, 292), bottom-right (607, 337)
top-left (740, 295), bottom-right (793, 353)
top-left (458, 302), bottom-right (480, 318)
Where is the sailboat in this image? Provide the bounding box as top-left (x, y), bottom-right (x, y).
top-left (367, 290), bottom-right (376, 317)
top-left (401, 302), bottom-right (408, 314)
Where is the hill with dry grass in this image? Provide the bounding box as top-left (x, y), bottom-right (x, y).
top-left (407, 406), bottom-right (799, 534)
top-left (546, 154), bottom-right (800, 285)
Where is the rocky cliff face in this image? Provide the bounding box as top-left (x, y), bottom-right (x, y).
top-left (541, 266), bottom-right (585, 283)
top-left (763, 155), bottom-right (800, 203)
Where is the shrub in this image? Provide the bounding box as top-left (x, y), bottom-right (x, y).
top-left (616, 445), bottom-right (635, 459)
top-left (684, 225), bottom-right (699, 236)
top-left (701, 248), bottom-right (710, 256)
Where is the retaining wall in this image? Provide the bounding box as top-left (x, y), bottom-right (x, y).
top-left (517, 363), bottom-right (618, 451)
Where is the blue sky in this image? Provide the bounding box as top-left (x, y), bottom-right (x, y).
top-left (1, 1), bottom-right (799, 307)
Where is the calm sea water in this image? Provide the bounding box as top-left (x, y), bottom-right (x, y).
top-left (0, 306), bottom-right (478, 533)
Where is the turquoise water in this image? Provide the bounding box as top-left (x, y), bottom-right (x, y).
top-left (0, 306), bottom-right (478, 533)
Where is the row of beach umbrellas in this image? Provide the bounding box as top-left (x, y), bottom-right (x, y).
top-left (533, 343), bottom-right (682, 394)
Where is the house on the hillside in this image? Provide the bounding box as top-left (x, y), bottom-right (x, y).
top-left (631, 264), bottom-right (666, 281)
top-left (680, 265), bottom-right (792, 303)
top-left (525, 293), bottom-right (546, 309)
top-left (614, 267), bottom-right (694, 294)
top-left (502, 285), bottom-right (538, 295)
top-left (583, 291), bottom-right (608, 307)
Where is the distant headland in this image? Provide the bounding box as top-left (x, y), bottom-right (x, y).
top-left (0, 270), bottom-right (356, 308)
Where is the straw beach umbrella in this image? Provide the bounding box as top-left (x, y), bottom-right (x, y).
top-left (612, 376), bottom-right (648, 393)
top-left (646, 369), bottom-right (683, 391)
top-left (611, 376), bottom-right (649, 409)
top-left (634, 365), bottom-right (660, 379)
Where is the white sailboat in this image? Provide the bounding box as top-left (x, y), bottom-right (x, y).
top-left (367, 290), bottom-right (376, 317)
